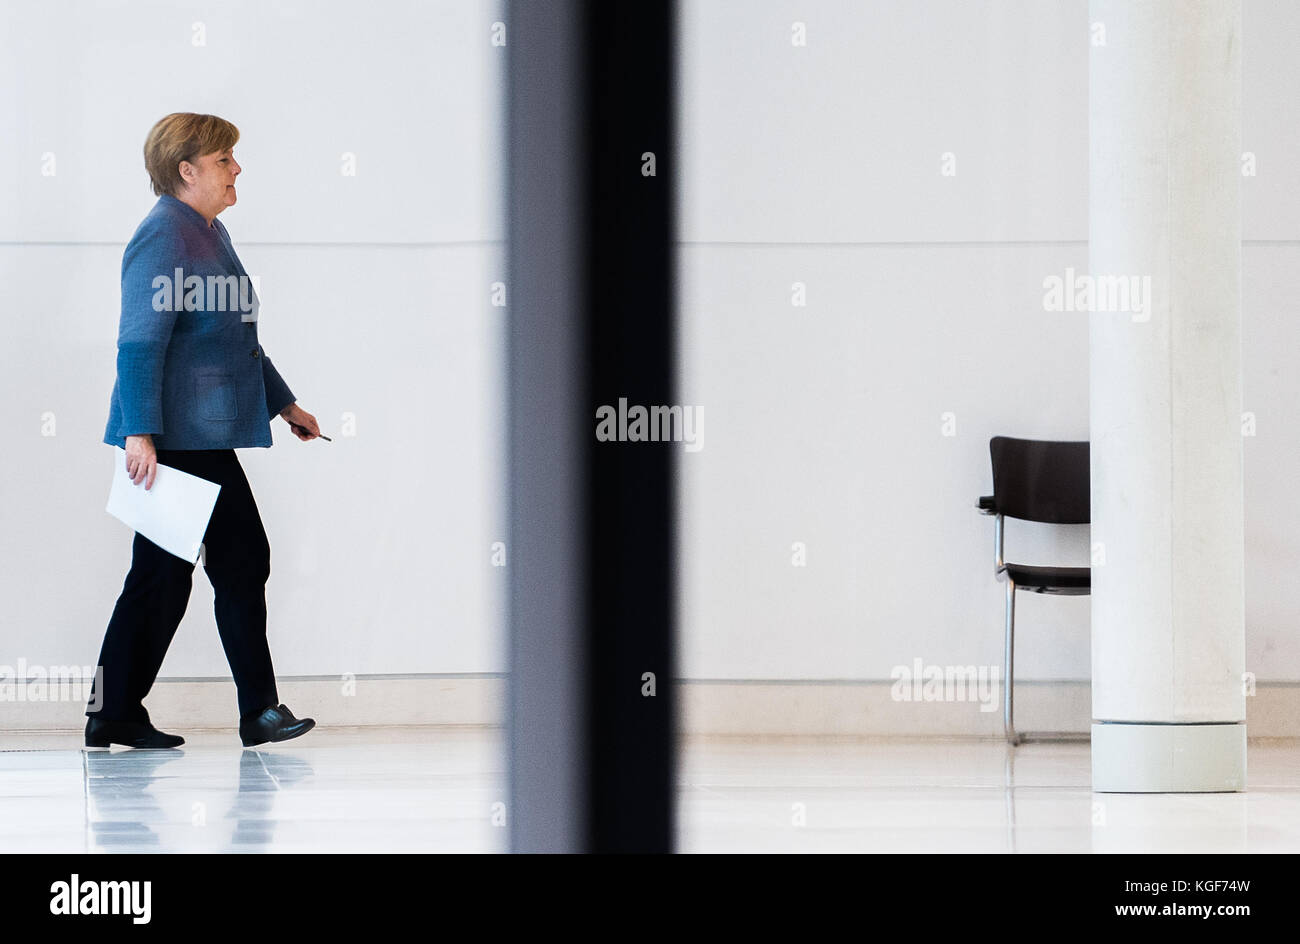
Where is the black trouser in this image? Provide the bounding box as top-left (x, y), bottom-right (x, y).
top-left (86, 448), bottom-right (279, 722)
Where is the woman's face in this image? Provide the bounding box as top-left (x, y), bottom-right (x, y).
top-left (178, 147), bottom-right (241, 219)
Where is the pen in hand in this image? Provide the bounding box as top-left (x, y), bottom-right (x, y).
top-left (291, 423), bottom-right (331, 441)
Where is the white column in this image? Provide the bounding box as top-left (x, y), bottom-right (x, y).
top-left (1089, 0), bottom-right (1246, 792)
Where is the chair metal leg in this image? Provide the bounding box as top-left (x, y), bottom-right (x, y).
top-left (1003, 579), bottom-right (1020, 746)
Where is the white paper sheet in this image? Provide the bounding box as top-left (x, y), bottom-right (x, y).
top-left (105, 447), bottom-right (222, 563)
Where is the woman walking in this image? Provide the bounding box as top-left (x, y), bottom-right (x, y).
top-left (87, 113), bottom-right (318, 749)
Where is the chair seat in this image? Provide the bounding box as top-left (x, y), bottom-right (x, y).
top-left (1003, 562), bottom-right (1090, 595)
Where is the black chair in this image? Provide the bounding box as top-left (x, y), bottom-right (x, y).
top-left (976, 436), bottom-right (1090, 745)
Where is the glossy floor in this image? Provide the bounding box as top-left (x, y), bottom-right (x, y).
top-left (2, 728), bottom-right (1298, 852)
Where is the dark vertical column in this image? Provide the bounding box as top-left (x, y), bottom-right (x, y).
top-left (507, 1), bottom-right (677, 853)
top-left (583, 2), bottom-right (677, 853)
top-left (506, 0), bottom-right (591, 854)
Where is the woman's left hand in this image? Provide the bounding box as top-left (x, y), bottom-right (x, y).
top-left (279, 402), bottom-right (321, 440)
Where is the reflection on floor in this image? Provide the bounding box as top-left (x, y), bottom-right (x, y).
top-left (2, 729), bottom-right (1298, 852)
top-left (0, 727), bottom-right (505, 854)
top-left (677, 737), bottom-right (1300, 853)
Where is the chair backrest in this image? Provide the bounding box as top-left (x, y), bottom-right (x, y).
top-left (989, 436), bottom-right (1089, 524)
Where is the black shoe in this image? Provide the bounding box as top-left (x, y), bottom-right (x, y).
top-left (85, 716), bottom-right (184, 749)
top-left (239, 704), bottom-right (316, 747)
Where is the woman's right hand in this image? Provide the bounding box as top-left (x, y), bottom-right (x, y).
top-left (125, 434), bottom-right (158, 489)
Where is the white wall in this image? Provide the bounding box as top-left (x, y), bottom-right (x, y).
top-left (0, 1), bottom-right (508, 681)
top-left (676, 0), bottom-right (1300, 684)
top-left (5, 0), bottom-right (1298, 729)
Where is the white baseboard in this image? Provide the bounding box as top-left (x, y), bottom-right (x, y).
top-left (0, 675), bottom-right (504, 733)
top-left (677, 680), bottom-right (1300, 738)
top-left (4, 677), bottom-right (1298, 738)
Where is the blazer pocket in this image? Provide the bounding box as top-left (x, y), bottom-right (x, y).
top-left (195, 368), bottom-right (238, 421)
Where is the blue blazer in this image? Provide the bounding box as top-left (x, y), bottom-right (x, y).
top-left (103, 193), bottom-right (296, 450)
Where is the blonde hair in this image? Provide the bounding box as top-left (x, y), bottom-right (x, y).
top-left (143, 113), bottom-right (240, 197)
